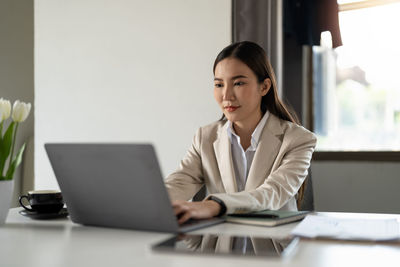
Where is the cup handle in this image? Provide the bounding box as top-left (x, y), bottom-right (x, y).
top-left (19, 195), bottom-right (34, 212)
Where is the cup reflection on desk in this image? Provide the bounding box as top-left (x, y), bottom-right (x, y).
top-left (19, 190), bottom-right (64, 214)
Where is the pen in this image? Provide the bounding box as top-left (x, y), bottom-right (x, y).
top-left (228, 213), bottom-right (279, 219)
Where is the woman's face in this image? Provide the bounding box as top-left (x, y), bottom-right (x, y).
top-left (214, 57), bottom-right (271, 127)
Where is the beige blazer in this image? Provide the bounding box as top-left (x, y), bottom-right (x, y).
top-left (165, 114), bottom-right (317, 214)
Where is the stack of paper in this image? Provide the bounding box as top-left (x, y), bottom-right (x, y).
top-left (291, 215), bottom-right (400, 241)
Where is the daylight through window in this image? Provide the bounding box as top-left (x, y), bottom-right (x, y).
top-left (313, 1), bottom-right (400, 151)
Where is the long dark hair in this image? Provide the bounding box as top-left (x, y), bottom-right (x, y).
top-left (213, 41), bottom-right (299, 125)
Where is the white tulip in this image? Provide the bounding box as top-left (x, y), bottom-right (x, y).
top-left (11, 100), bottom-right (31, 122)
top-left (0, 98), bottom-right (12, 122)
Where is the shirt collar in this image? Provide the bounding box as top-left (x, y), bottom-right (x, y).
top-left (227, 111), bottom-right (269, 149)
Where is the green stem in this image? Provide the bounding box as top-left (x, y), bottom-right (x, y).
top-left (8, 123), bottom-right (19, 171)
top-left (0, 121), bottom-right (3, 137)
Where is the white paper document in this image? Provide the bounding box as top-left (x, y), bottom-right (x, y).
top-left (291, 215), bottom-right (400, 241)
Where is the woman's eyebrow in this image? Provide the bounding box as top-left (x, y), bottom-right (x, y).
top-left (231, 75), bottom-right (248, 80)
top-left (214, 75), bottom-right (248, 81)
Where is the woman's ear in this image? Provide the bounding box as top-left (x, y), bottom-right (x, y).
top-left (261, 78), bottom-right (271, 96)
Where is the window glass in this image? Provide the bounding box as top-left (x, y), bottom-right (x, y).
top-left (313, 2), bottom-right (400, 151)
top-left (337, 0), bottom-right (367, 4)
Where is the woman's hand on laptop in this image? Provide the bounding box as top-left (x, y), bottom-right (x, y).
top-left (172, 200), bottom-right (221, 224)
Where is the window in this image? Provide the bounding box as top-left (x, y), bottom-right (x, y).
top-left (313, 0), bottom-right (400, 151)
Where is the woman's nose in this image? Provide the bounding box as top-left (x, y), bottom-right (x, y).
top-left (222, 85), bottom-right (235, 101)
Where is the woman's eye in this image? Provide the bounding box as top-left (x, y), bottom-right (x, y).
top-left (234, 81), bottom-right (245, 86)
top-left (214, 83), bottom-right (223, 88)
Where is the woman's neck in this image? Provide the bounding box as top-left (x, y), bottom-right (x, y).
top-left (232, 111), bottom-right (263, 150)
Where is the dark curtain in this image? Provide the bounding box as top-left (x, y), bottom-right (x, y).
top-left (232, 0), bottom-right (279, 53)
top-left (284, 0), bottom-right (343, 48)
top-left (232, 0), bottom-right (283, 93)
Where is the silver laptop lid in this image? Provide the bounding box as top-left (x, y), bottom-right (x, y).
top-left (45, 143), bottom-right (179, 232)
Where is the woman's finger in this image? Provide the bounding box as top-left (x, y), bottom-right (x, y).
top-left (173, 202), bottom-right (189, 216)
top-left (177, 209), bottom-right (194, 224)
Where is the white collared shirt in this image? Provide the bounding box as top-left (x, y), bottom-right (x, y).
top-left (227, 111), bottom-right (269, 191)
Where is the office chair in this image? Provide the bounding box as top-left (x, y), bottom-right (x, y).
top-left (192, 185), bottom-right (206, 202)
top-left (299, 169), bottom-right (314, 211)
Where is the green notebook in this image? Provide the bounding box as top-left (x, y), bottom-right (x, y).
top-left (225, 210), bottom-right (310, 227)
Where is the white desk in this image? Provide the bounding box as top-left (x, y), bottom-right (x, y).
top-left (1, 208), bottom-right (400, 267)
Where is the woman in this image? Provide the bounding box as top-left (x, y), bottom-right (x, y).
top-left (165, 41), bottom-right (316, 224)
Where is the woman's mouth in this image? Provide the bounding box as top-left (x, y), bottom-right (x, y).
top-left (224, 106), bottom-right (240, 112)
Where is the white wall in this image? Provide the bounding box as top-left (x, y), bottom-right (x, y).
top-left (0, 0), bottom-right (34, 206)
top-left (35, 0), bottom-right (231, 189)
top-left (312, 162), bottom-right (400, 213)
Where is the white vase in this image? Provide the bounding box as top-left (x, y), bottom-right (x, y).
top-left (0, 180), bottom-right (14, 225)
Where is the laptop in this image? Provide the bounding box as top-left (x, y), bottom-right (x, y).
top-left (44, 143), bottom-right (224, 233)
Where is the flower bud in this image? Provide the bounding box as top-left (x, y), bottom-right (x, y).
top-left (0, 98), bottom-right (12, 123)
top-left (11, 100), bottom-right (31, 122)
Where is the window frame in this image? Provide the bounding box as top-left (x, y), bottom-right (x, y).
top-left (312, 151), bottom-right (400, 161)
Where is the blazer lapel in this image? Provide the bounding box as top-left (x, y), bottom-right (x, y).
top-left (213, 121), bottom-right (238, 193)
top-left (245, 114), bottom-right (284, 190)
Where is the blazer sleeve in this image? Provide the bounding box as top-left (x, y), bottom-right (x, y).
top-left (207, 128), bottom-right (317, 214)
top-left (164, 127), bottom-right (204, 201)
